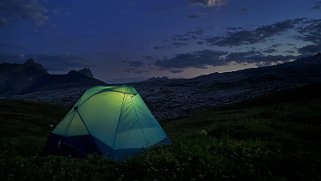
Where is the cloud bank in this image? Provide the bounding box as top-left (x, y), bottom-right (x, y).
top-left (206, 19), bottom-right (304, 46)
top-left (154, 50), bottom-right (297, 70)
top-left (189, 0), bottom-right (228, 8)
top-left (0, 0), bottom-right (48, 27)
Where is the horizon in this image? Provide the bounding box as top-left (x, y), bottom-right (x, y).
top-left (2, 53), bottom-right (306, 84)
top-left (1, 0), bottom-right (321, 83)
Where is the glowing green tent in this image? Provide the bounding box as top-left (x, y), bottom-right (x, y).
top-left (44, 85), bottom-right (170, 160)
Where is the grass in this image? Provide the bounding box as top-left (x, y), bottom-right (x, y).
top-left (1, 84), bottom-right (321, 180)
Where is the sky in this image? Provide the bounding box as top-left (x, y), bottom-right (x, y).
top-left (0, 0), bottom-right (321, 83)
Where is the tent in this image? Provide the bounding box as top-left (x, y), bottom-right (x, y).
top-left (44, 85), bottom-right (170, 160)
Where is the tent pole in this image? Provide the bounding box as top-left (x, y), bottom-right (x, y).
top-left (112, 94), bottom-right (127, 149)
top-left (75, 108), bottom-right (92, 135)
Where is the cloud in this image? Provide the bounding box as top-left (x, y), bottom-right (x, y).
top-left (28, 54), bottom-right (95, 72)
top-left (225, 27), bottom-right (246, 32)
top-left (155, 17), bottom-right (321, 71)
top-left (146, 6), bottom-right (179, 17)
top-left (295, 19), bottom-right (321, 55)
top-left (154, 50), bottom-right (298, 70)
top-left (154, 18), bottom-right (320, 71)
top-left (133, 70), bottom-right (150, 74)
top-left (153, 46), bottom-right (165, 50)
top-left (169, 69), bottom-right (183, 73)
top-left (206, 18), bottom-right (304, 46)
top-left (0, 43), bottom-right (10, 47)
top-left (296, 19), bottom-right (321, 44)
top-left (263, 48), bottom-right (277, 54)
top-left (171, 42), bottom-right (189, 48)
top-left (123, 68), bottom-right (150, 74)
top-left (155, 50), bottom-right (226, 69)
top-left (186, 28), bottom-right (205, 38)
top-left (0, 17), bottom-right (8, 26)
top-left (226, 51), bottom-right (297, 66)
top-left (285, 50), bottom-right (296, 54)
top-left (226, 51), bottom-right (260, 61)
top-left (171, 36), bottom-right (189, 42)
top-left (311, 1), bottom-right (321, 9)
top-left (239, 8), bottom-right (248, 14)
top-left (189, 0), bottom-right (228, 8)
top-left (121, 59), bottom-right (144, 67)
top-left (298, 44), bottom-right (321, 55)
top-left (142, 56), bottom-right (153, 60)
top-left (156, 27), bottom-right (205, 50)
top-left (171, 28), bottom-right (205, 41)
top-left (187, 12), bottom-right (204, 19)
top-left (0, 0), bottom-right (48, 27)
top-left (270, 44), bottom-right (282, 48)
top-left (247, 55), bottom-right (297, 66)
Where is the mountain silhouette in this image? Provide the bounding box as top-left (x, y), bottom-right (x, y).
top-left (0, 59), bottom-right (105, 97)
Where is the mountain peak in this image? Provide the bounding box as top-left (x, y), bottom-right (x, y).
top-left (23, 58), bottom-right (47, 72)
top-left (78, 68), bottom-right (93, 78)
top-left (308, 52), bottom-right (321, 62)
top-left (146, 76), bottom-right (169, 82)
top-left (24, 58), bottom-right (35, 65)
top-left (67, 68), bottom-right (94, 78)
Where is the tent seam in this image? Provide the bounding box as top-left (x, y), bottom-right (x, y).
top-left (131, 96), bottom-right (150, 145)
top-left (63, 110), bottom-right (75, 137)
top-left (75, 109), bottom-right (91, 136)
top-left (112, 93), bottom-right (127, 150)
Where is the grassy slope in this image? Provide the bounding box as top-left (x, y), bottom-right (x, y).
top-left (1, 84), bottom-right (321, 180)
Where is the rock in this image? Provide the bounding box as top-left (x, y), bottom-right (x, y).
top-left (23, 58), bottom-right (47, 73)
top-left (77, 68), bottom-right (93, 78)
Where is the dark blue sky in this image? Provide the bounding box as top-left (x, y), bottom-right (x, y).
top-left (1, 0), bottom-right (321, 83)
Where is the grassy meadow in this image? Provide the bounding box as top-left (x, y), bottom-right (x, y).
top-left (1, 84), bottom-right (321, 180)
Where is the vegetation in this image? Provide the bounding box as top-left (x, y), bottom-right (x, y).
top-left (1, 84), bottom-right (321, 180)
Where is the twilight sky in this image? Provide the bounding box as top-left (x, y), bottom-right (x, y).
top-left (0, 0), bottom-right (321, 83)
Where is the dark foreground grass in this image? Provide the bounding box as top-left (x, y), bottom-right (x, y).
top-left (1, 85), bottom-right (321, 180)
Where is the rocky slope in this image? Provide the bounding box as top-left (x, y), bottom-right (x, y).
top-left (132, 53), bottom-right (321, 120)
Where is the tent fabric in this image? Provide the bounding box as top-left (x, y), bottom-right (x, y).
top-left (44, 85), bottom-right (170, 160)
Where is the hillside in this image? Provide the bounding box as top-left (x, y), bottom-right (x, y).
top-left (1, 84), bottom-right (321, 180)
top-left (133, 53), bottom-right (321, 120)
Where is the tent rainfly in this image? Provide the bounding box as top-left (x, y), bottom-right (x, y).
top-left (44, 85), bottom-right (170, 161)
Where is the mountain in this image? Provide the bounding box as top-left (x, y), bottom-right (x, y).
top-left (132, 53), bottom-right (321, 120)
top-left (21, 69), bottom-right (104, 93)
top-left (0, 59), bottom-right (48, 96)
top-left (2, 53), bottom-right (321, 120)
top-left (77, 68), bottom-right (93, 78)
top-left (0, 59), bottom-right (106, 104)
top-left (145, 76), bottom-right (169, 82)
